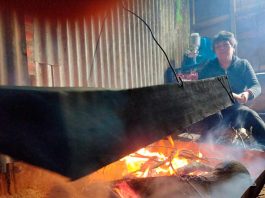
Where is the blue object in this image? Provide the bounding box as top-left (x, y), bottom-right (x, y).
top-left (165, 37), bottom-right (216, 83)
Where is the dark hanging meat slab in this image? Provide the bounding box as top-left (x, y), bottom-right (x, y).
top-left (0, 76), bottom-right (233, 179)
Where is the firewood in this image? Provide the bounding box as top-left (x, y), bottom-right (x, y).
top-left (177, 149), bottom-right (208, 162)
top-left (176, 161), bottom-right (213, 175)
top-left (113, 161), bottom-right (252, 198)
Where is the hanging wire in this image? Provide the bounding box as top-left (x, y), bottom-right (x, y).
top-left (88, 1), bottom-right (184, 87)
top-left (87, 12), bottom-right (109, 85)
top-left (217, 76), bottom-right (235, 103)
top-left (121, 0), bottom-right (183, 87)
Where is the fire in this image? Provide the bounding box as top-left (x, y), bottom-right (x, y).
top-left (120, 137), bottom-right (207, 178)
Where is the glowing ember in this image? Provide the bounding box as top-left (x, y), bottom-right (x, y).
top-left (120, 138), bottom-right (207, 178)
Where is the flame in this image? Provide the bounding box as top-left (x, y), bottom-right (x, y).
top-left (120, 139), bottom-right (206, 178)
top-left (171, 157), bottom-right (188, 169)
top-left (167, 135), bottom-right (175, 147)
top-left (120, 148), bottom-right (167, 176)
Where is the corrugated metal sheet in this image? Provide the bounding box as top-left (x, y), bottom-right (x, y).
top-left (0, 0), bottom-right (190, 88)
top-left (0, 9), bottom-right (29, 86)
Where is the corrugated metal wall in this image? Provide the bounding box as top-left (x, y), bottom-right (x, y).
top-left (0, 9), bottom-right (29, 86)
top-left (0, 0), bottom-right (190, 88)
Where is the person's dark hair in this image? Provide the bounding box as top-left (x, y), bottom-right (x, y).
top-left (212, 31), bottom-right (237, 51)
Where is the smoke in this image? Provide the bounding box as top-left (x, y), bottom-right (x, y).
top-left (210, 172), bottom-right (252, 198)
top-left (199, 111), bottom-right (265, 151)
top-left (195, 123), bottom-right (265, 196)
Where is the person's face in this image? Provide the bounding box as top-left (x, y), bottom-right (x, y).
top-left (214, 40), bottom-right (234, 61)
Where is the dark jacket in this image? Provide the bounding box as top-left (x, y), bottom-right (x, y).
top-left (198, 56), bottom-right (261, 100)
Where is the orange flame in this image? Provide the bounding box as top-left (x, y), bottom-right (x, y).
top-left (120, 138), bottom-right (206, 178)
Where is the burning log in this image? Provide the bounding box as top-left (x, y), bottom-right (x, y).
top-left (176, 161), bottom-right (212, 175)
top-left (116, 140), bottom-right (256, 198)
top-left (0, 76), bottom-right (233, 179)
top-left (120, 142), bottom-right (216, 179)
top-left (112, 161), bottom-right (252, 198)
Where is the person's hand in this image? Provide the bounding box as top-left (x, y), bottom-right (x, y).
top-left (232, 91), bottom-right (249, 104)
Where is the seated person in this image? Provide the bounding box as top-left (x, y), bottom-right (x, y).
top-left (198, 30), bottom-right (265, 147)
